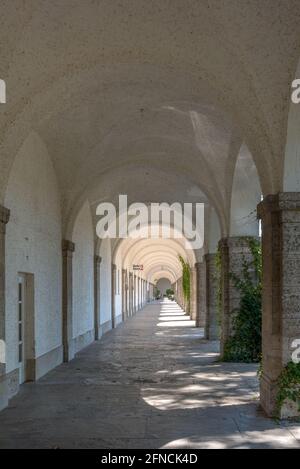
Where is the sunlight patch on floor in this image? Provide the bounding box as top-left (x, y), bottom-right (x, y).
top-left (157, 301), bottom-right (196, 328)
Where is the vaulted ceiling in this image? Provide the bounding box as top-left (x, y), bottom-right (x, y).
top-left (1, 0), bottom-right (300, 232)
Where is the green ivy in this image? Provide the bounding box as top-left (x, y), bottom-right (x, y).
top-left (277, 362), bottom-right (300, 414)
top-left (222, 238), bottom-right (262, 363)
top-left (215, 248), bottom-right (222, 329)
top-left (257, 354), bottom-right (263, 379)
top-left (179, 255), bottom-right (191, 305)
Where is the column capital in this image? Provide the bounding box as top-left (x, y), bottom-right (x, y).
top-left (204, 253), bottom-right (217, 262)
top-left (0, 205), bottom-right (10, 233)
top-left (258, 192), bottom-right (300, 219)
top-left (218, 237), bottom-right (229, 250)
top-left (0, 205), bottom-right (10, 225)
top-left (94, 255), bottom-right (102, 265)
top-left (112, 263), bottom-right (117, 272)
top-left (219, 236), bottom-right (259, 249)
top-left (62, 239), bottom-right (75, 255)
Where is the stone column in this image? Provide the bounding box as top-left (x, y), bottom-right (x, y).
top-left (94, 255), bottom-right (102, 340)
top-left (141, 279), bottom-right (144, 306)
top-left (190, 266), bottom-right (197, 321)
top-left (176, 278), bottom-right (183, 309)
top-left (0, 206), bottom-right (10, 411)
top-left (111, 264), bottom-right (116, 328)
top-left (129, 272), bottom-right (133, 316)
top-left (218, 237), bottom-right (258, 356)
top-left (258, 193), bottom-right (300, 417)
top-left (195, 262), bottom-right (206, 327)
top-left (62, 240), bottom-right (75, 362)
top-left (122, 269), bottom-right (127, 321)
top-left (204, 253), bottom-right (219, 340)
top-left (137, 276), bottom-right (140, 310)
top-left (134, 275), bottom-right (137, 313)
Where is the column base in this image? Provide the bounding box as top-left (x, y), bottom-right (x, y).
top-left (98, 320), bottom-right (112, 337)
top-left (260, 373), bottom-right (278, 417)
top-left (206, 326), bottom-right (219, 341)
top-left (260, 373), bottom-right (300, 419)
top-left (63, 339), bottom-right (75, 362)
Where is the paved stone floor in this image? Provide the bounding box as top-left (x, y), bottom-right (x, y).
top-left (0, 300), bottom-right (299, 449)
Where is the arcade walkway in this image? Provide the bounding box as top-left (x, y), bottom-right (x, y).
top-left (0, 300), bottom-right (299, 449)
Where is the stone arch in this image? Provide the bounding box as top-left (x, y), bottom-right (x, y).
top-left (63, 162), bottom-right (227, 241)
top-left (156, 278), bottom-right (172, 296)
top-left (4, 131), bottom-right (63, 383)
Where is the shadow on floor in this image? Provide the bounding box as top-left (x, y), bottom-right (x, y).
top-left (0, 301), bottom-right (299, 449)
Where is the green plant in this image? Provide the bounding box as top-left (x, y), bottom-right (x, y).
top-left (166, 288), bottom-right (174, 299)
top-left (257, 354), bottom-right (263, 379)
top-left (277, 362), bottom-right (300, 414)
top-left (222, 238), bottom-right (262, 363)
top-left (215, 248), bottom-right (222, 328)
top-left (178, 255), bottom-right (191, 304)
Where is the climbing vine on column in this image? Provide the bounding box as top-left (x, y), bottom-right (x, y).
top-left (178, 255), bottom-right (191, 307)
top-left (223, 238), bottom-right (262, 363)
top-left (215, 248), bottom-right (222, 328)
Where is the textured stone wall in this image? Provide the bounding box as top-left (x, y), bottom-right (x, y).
top-left (258, 193), bottom-right (300, 417)
top-left (195, 262), bottom-right (206, 327)
top-left (204, 254), bottom-right (219, 340)
top-left (219, 237), bottom-right (258, 356)
top-left (190, 267), bottom-right (197, 321)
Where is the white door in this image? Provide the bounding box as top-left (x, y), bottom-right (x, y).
top-left (18, 275), bottom-right (26, 384)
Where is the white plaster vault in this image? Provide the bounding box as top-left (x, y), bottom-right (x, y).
top-left (0, 1), bottom-right (300, 427)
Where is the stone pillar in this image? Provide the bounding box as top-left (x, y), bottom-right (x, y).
top-left (122, 269), bottom-right (127, 321)
top-left (141, 279), bottom-right (144, 307)
top-left (176, 278), bottom-right (183, 309)
top-left (190, 266), bottom-right (197, 321)
top-left (129, 272), bottom-right (133, 316)
top-left (94, 255), bottom-right (102, 340)
top-left (137, 276), bottom-right (140, 309)
top-left (62, 240), bottom-right (75, 362)
top-left (258, 193), bottom-right (300, 417)
top-left (111, 264), bottom-right (116, 328)
top-left (0, 206), bottom-right (10, 411)
top-left (204, 253), bottom-right (219, 340)
top-left (195, 262), bottom-right (206, 327)
top-left (134, 275), bottom-right (137, 313)
top-left (218, 237), bottom-right (258, 356)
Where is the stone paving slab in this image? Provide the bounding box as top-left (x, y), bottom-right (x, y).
top-left (0, 300), bottom-right (299, 449)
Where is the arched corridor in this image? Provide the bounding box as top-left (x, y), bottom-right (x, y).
top-left (0, 299), bottom-right (298, 449)
top-left (1, 0), bottom-right (300, 450)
